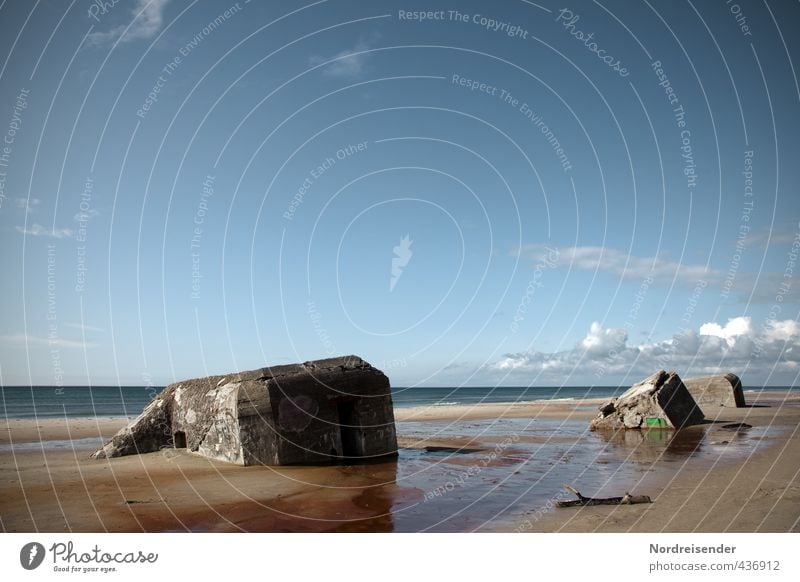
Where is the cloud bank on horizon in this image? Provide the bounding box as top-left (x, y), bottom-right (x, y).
top-left (490, 317), bottom-right (799, 384)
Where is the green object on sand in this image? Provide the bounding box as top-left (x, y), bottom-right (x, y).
top-left (645, 417), bottom-right (668, 428)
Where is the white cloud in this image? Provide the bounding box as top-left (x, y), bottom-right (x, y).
top-left (63, 322), bottom-right (105, 333)
top-left (15, 198), bottom-right (40, 213)
top-left (0, 334), bottom-right (97, 349)
top-left (309, 36), bottom-right (378, 78)
top-left (699, 316), bottom-right (753, 346)
top-left (580, 321), bottom-right (627, 355)
top-left (741, 226), bottom-right (799, 249)
top-left (517, 243), bottom-right (800, 304)
top-left (16, 224), bottom-right (73, 238)
top-left (74, 208), bottom-right (100, 222)
top-left (490, 317), bottom-right (800, 381)
top-left (764, 320), bottom-right (799, 342)
top-left (517, 244), bottom-right (714, 283)
top-left (87, 0), bottom-right (168, 47)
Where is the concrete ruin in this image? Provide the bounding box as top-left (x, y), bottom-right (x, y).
top-left (590, 370), bottom-right (705, 430)
top-left (93, 356), bottom-right (398, 466)
top-left (683, 373), bottom-right (745, 409)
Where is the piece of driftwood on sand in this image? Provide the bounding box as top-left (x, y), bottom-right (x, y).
top-left (556, 484), bottom-right (652, 508)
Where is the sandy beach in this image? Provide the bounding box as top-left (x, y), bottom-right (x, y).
top-left (1, 391), bottom-right (798, 532)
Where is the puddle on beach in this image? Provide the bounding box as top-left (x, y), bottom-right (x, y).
top-left (4, 416), bottom-right (775, 532)
top-left (192, 417), bottom-right (774, 532)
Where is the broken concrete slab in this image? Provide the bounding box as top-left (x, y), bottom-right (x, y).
top-left (93, 355), bottom-right (398, 466)
top-left (590, 370), bottom-right (705, 430)
top-left (683, 373), bottom-right (745, 408)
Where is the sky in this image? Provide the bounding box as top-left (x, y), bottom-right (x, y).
top-left (0, 0), bottom-right (798, 388)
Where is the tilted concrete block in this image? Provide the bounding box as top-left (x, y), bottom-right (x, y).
top-left (683, 373), bottom-right (745, 408)
top-left (93, 356), bottom-right (398, 466)
top-left (590, 370), bottom-right (705, 430)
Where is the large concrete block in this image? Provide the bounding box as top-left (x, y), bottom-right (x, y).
top-left (590, 370), bottom-right (705, 430)
top-left (683, 373), bottom-right (745, 408)
top-left (93, 356), bottom-right (398, 466)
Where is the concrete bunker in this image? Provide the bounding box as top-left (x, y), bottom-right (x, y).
top-left (93, 356), bottom-right (398, 466)
top-left (683, 373), bottom-right (745, 409)
top-left (590, 370), bottom-right (705, 430)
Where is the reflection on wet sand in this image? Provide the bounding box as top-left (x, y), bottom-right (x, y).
top-left (0, 397), bottom-right (785, 532)
top-left (596, 426), bottom-right (705, 463)
top-left (594, 421), bottom-right (770, 466)
top-left (72, 419), bottom-right (781, 532)
top-left (198, 457), bottom-right (410, 533)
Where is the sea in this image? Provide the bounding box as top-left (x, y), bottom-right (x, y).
top-left (1, 384), bottom-right (795, 420)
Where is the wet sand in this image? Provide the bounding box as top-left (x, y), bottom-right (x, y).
top-left (1, 392), bottom-right (798, 532)
top-left (503, 391), bottom-right (800, 533)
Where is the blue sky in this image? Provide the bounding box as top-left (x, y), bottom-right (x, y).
top-left (0, 0), bottom-right (798, 387)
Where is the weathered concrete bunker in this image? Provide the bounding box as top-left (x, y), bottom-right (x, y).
top-left (93, 356), bottom-right (398, 466)
top-left (590, 370), bottom-right (705, 430)
top-left (683, 373), bottom-right (745, 409)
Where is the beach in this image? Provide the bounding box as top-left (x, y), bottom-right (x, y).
top-left (1, 391), bottom-right (798, 533)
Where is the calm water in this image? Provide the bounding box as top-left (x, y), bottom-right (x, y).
top-left (0, 385), bottom-right (628, 419)
top-left (1, 384), bottom-right (796, 420)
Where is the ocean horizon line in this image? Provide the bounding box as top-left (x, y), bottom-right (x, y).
top-left (3, 384), bottom-right (798, 389)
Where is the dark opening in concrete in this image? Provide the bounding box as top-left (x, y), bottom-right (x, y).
top-left (173, 431), bottom-right (186, 448)
top-left (337, 401), bottom-right (360, 458)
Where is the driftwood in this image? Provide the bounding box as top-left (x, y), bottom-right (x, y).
top-left (556, 484), bottom-right (652, 508)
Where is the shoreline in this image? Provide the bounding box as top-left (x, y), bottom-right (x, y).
top-left (0, 388), bottom-right (800, 436)
top-left (1, 390), bottom-right (792, 444)
top-left (0, 397), bottom-right (606, 445)
top-left (0, 390), bottom-right (798, 532)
